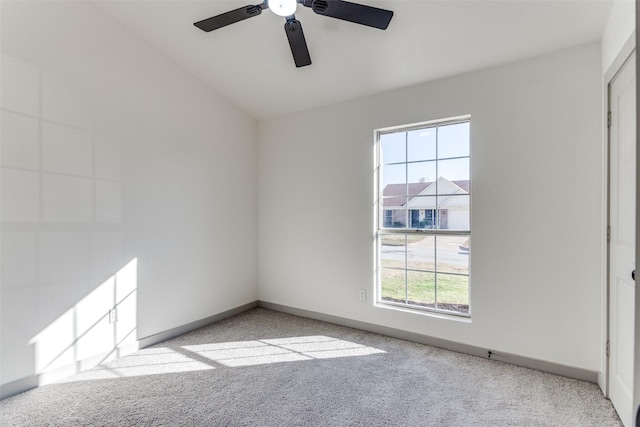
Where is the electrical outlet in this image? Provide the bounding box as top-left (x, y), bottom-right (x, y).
top-left (109, 308), bottom-right (118, 323)
top-left (359, 289), bottom-right (366, 302)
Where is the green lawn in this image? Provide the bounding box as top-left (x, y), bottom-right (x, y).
top-left (381, 258), bottom-right (468, 275)
top-left (380, 268), bottom-right (469, 306)
top-left (379, 235), bottom-right (469, 313)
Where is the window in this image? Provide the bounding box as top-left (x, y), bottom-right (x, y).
top-left (376, 117), bottom-right (470, 316)
top-left (384, 210), bottom-right (393, 227)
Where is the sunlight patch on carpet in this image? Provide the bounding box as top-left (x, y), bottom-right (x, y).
top-left (56, 347), bottom-right (214, 382)
top-left (57, 336), bottom-right (385, 383)
top-left (182, 336), bottom-right (385, 367)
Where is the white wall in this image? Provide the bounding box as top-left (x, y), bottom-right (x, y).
top-left (259, 43), bottom-right (603, 371)
top-left (0, 1), bottom-right (258, 388)
top-left (602, 0), bottom-right (635, 73)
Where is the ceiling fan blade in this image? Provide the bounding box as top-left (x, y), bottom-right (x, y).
top-left (284, 19), bottom-right (312, 68)
top-left (307, 0), bottom-right (393, 30)
top-left (194, 4), bottom-right (265, 32)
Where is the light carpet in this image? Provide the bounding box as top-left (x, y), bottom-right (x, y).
top-left (0, 308), bottom-right (622, 426)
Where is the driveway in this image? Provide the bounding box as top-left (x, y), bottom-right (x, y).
top-left (381, 235), bottom-right (469, 270)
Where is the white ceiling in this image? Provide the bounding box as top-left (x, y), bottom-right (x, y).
top-left (98, 0), bottom-right (613, 120)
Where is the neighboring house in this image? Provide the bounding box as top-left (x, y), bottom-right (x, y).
top-left (382, 177), bottom-right (470, 229)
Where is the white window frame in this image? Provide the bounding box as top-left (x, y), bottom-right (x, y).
top-left (374, 115), bottom-right (471, 317)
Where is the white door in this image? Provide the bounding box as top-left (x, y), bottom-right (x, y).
top-left (609, 51), bottom-right (636, 427)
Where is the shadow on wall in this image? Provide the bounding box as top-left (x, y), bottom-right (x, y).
top-left (28, 259), bottom-right (138, 386)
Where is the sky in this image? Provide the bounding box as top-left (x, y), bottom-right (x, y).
top-left (380, 121), bottom-right (470, 189)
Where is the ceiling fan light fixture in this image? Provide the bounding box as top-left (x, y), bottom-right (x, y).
top-left (269, 0), bottom-right (297, 17)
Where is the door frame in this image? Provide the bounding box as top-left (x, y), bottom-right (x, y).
top-left (604, 31), bottom-right (636, 399)
top-left (635, 10), bottom-right (640, 422)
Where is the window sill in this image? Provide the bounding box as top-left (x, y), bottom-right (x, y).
top-left (374, 301), bottom-right (472, 323)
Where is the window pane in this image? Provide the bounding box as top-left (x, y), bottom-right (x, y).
top-left (407, 161), bottom-right (436, 194)
top-left (407, 127), bottom-right (436, 162)
top-left (438, 122), bottom-right (469, 159)
top-left (381, 161), bottom-right (408, 229)
top-left (378, 203), bottom-right (384, 228)
top-left (437, 195), bottom-right (469, 230)
top-left (436, 235), bottom-right (469, 275)
top-left (407, 235), bottom-right (435, 271)
top-left (382, 163), bottom-right (406, 189)
top-left (380, 204), bottom-right (406, 228)
top-left (407, 271), bottom-right (435, 307)
top-left (379, 234), bottom-right (406, 269)
top-left (406, 197), bottom-right (437, 228)
top-left (381, 268), bottom-right (406, 303)
top-left (438, 157), bottom-right (469, 182)
top-left (380, 132), bottom-right (406, 164)
top-left (382, 209), bottom-right (393, 227)
top-left (436, 274), bottom-right (469, 314)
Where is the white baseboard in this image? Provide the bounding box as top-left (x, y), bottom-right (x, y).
top-left (0, 342), bottom-right (140, 400)
top-left (2, 299), bottom-right (598, 400)
top-left (0, 301), bottom-right (258, 400)
top-left (138, 301), bottom-right (258, 348)
top-left (0, 376), bottom-right (39, 401)
top-left (258, 300), bottom-right (599, 384)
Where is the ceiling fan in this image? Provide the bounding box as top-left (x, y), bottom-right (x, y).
top-left (194, 0), bottom-right (393, 68)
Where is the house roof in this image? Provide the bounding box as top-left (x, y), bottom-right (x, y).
top-left (382, 183), bottom-right (429, 207)
top-left (453, 180), bottom-right (470, 193)
top-left (382, 179), bottom-right (469, 207)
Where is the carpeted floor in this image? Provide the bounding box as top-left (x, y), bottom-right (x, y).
top-left (0, 308), bottom-right (623, 426)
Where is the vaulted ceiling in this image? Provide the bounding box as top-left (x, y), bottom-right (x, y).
top-left (98, 0), bottom-right (613, 119)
